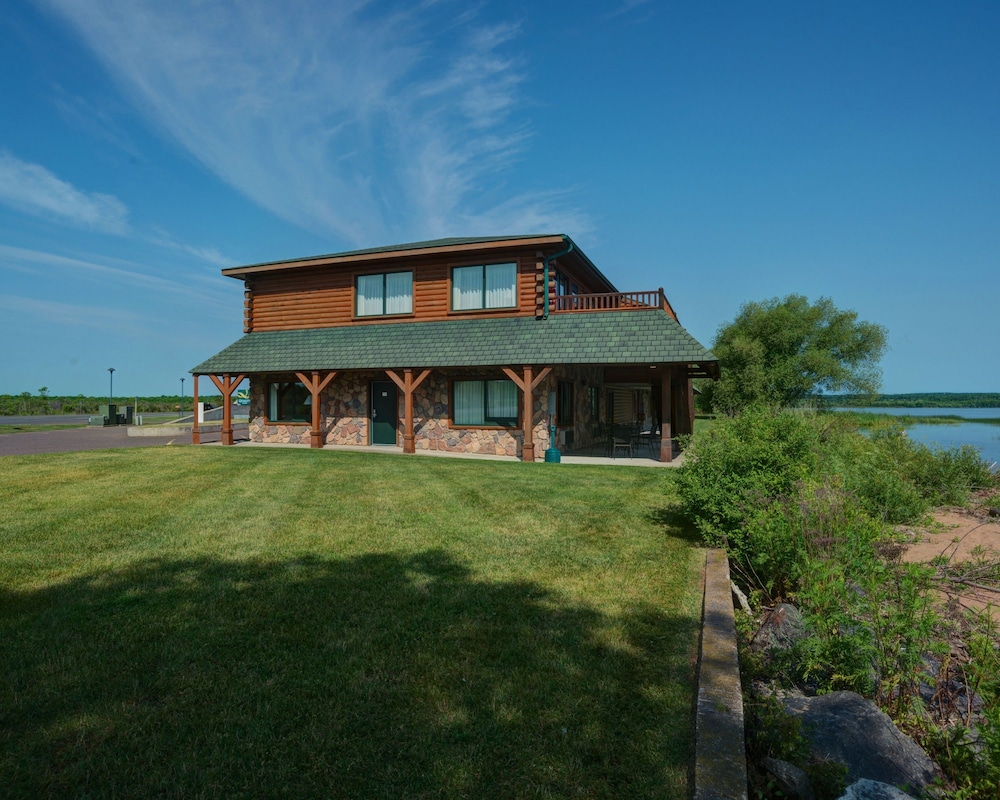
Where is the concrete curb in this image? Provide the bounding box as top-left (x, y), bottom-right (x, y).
top-left (126, 423), bottom-right (248, 438)
top-left (694, 549), bottom-right (747, 800)
top-left (126, 424), bottom-right (206, 437)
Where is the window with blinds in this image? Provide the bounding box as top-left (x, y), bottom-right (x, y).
top-left (451, 263), bottom-right (517, 310)
top-left (452, 379), bottom-right (519, 426)
top-left (356, 271), bottom-right (413, 316)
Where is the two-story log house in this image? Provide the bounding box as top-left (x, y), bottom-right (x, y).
top-left (190, 234), bottom-right (718, 461)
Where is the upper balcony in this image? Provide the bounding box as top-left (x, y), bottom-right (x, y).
top-left (551, 288), bottom-right (678, 321)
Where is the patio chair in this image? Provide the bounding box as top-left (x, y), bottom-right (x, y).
top-left (646, 427), bottom-right (662, 458)
top-left (611, 424), bottom-right (634, 458)
top-left (591, 421), bottom-right (607, 455)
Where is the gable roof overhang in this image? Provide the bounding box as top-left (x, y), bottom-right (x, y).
top-left (220, 234), bottom-right (617, 293)
top-left (191, 310), bottom-right (719, 379)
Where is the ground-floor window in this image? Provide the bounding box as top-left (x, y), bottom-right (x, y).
top-left (452, 379), bottom-right (518, 426)
top-left (268, 381), bottom-right (310, 422)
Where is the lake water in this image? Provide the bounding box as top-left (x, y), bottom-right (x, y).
top-left (835, 407), bottom-right (1000, 469)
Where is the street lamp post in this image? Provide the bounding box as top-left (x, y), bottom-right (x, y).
top-left (181, 377), bottom-right (185, 418)
top-left (107, 367), bottom-right (115, 426)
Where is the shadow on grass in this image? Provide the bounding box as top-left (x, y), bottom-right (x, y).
top-left (648, 505), bottom-right (703, 545)
top-left (1, 551), bottom-right (697, 799)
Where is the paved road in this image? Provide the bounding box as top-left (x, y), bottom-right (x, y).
top-left (0, 413), bottom-right (178, 426)
top-left (0, 414), bottom-right (94, 426)
top-left (0, 424), bottom-right (248, 456)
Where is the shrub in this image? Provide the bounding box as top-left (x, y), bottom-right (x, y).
top-left (931, 611), bottom-right (1000, 799)
top-left (676, 406), bottom-right (819, 548)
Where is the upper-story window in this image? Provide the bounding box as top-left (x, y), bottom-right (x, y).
top-left (356, 271), bottom-right (413, 316)
top-left (451, 263), bottom-right (517, 311)
top-left (554, 270), bottom-right (579, 296)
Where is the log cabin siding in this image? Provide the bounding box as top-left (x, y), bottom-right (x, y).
top-left (243, 248), bottom-right (590, 333)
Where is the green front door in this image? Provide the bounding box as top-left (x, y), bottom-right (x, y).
top-left (371, 380), bottom-right (398, 445)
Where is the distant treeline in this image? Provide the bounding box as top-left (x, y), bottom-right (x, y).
top-left (0, 393), bottom-right (225, 416)
top-left (819, 392), bottom-right (1000, 409)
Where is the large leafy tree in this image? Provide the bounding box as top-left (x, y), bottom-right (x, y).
top-left (703, 295), bottom-right (888, 414)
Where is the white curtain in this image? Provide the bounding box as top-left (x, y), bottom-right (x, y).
top-left (485, 263), bottom-right (516, 308)
top-left (356, 274), bottom-right (384, 316)
top-left (385, 271), bottom-right (412, 314)
top-left (452, 266), bottom-right (482, 310)
top-left (453, 381), bottom-right (485, 425)
top-left (487, 380), bottom-right (518, 420)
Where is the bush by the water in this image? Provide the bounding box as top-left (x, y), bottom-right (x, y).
top-left (677, 408), bottom-right (992, 597)
top-left (677, 407), bottom-right (999, 798)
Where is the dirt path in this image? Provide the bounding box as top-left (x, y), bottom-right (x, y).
top-left (902, 500), bottom-right (1000, 615)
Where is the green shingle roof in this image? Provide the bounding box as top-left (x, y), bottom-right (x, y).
top-left (191, 310), bottom-right (717, 375)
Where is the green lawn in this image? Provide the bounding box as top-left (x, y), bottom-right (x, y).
top-left (0, 448), bottom-right (703, 799)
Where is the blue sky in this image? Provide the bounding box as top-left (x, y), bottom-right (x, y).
top-left (1, 0), bottom-right (997, 397)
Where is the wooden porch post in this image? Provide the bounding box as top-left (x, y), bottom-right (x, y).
top-left (659, 370), bottom-right (673, 462)
top-left (686, 375), bottom-right (696, 438)
top-left (522, 366), bottom-right (535, 462)
top-left (223, 378), bottom-right (232, 446)
top-left (295, 371), bottom-right (337, 448)
top-left (385, 368), bottom-right (432, 454)
top-left (209, 373), bottom-right (247, 446)
top-left (502, 365), bottom-right (552, 462)
top-left (192, 375), bottom-right (200, 444)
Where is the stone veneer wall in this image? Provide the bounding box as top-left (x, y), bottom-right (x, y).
top-left (247, 378), bottom-right (311, 444)
top-left (322, 373), bottom-right (369, 445)
top-left (246, 368), bottom-right (606, 459)
top-left (410, 370), bottom-right (547, 459)
top-left (248, 374), bottom-right (373, 446)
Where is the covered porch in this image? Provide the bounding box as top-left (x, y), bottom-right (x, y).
top-left (189, 360), bottom-right (711, 464)
top-left (189, 309), bottom-right (719, 462)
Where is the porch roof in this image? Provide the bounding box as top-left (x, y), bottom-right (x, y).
top-left (191, 310), bottom-right (718, 377)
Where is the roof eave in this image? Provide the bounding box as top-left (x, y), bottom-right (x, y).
top-left (221, 235), bottom-right (571, 280)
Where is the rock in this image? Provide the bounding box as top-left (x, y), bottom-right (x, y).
top-left (782, 691), bottom-right (937, 793)
top-left (837, 778), bottom-right (918, 800)
top-left (750, 603), bottom-right (807, 654)
top-left (762, 757), bottom-right (815, 800)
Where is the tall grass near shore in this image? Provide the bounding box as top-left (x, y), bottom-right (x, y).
top-left (1, 448), bottom-right (701, 799)
top-left (677, 407), bottom-right (1000, 798)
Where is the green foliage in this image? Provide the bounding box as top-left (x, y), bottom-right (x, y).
top-left (823, 392), bottom-right (1000, 409)
top-left (679, 411), bottom-right (992, 576)
top-left (832, 427), bottom-right (931, 523)
top-left (681, 401), bottom-right (996, 795)
top-left (0, 393), bottom-right (224, 415)
top-left (675, 408), bottom-right (820, 592)
top-left (703, 294), bottom-right (888, 414)
top-left (932, 611), bottom-right (1000, 800)
top-left (895, 441), bottom-right (995, 505)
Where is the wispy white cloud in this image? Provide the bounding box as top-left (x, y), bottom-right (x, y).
top-left (35, 0), bottom-right (587, 245)
top-left (0, 244), bottom-right (231, 302)
top-left (0, 293), bottom-right (146, 333)
top-left (147, 228), bottom-right (232, 268)
top-left (600, 0), bottom-right (654, 22)
top-left (0, 151), bottom-right (129, 234)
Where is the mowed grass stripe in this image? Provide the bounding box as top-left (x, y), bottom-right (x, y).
top-left (1, 447), bottom-right (702, 799)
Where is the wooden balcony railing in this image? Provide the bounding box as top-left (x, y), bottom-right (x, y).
top-left (551, 288), bottom-right (677, 320)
